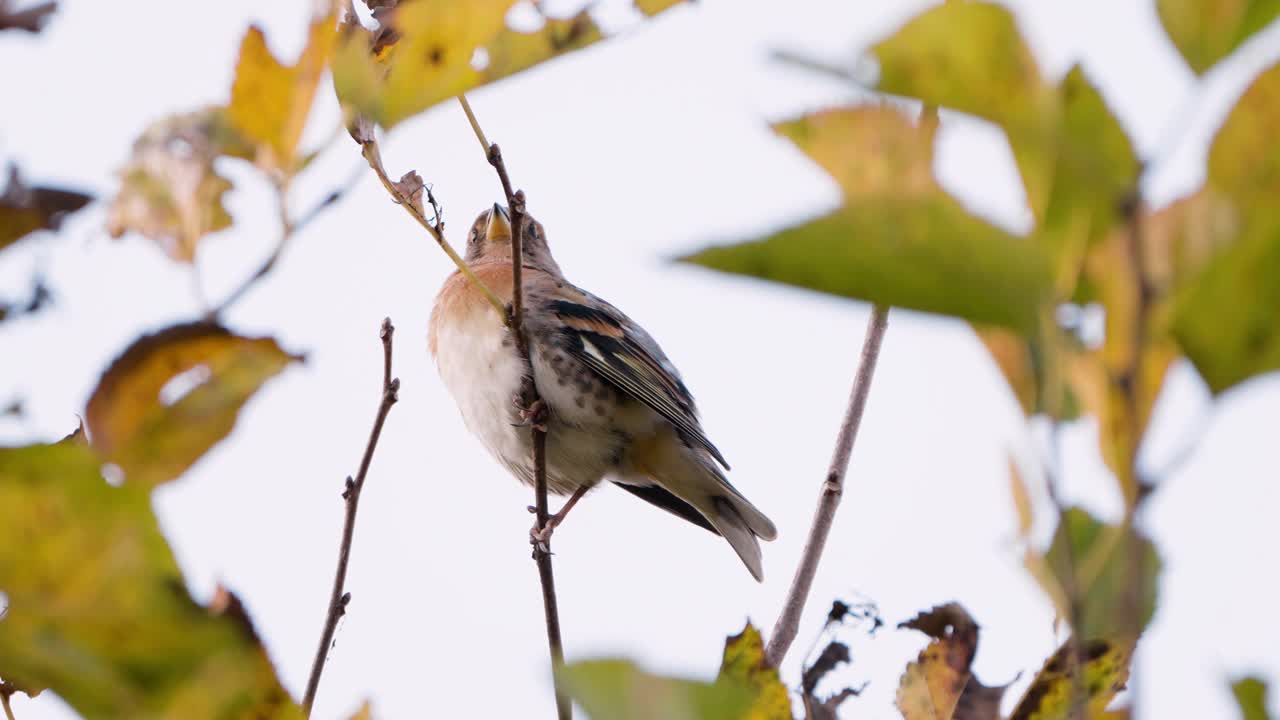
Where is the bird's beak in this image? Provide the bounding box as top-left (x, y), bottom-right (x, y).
top-left (486, 203), bottom-right (512, 244)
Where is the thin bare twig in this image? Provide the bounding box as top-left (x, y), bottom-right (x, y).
top-left (766, 306), bottom-right (889, 668)
top-left (355, 135), bottom-right (507, 316)
top-left (458, 93), bottom-right (571, 720)
top-left (302, 317), bottom-right (400, 716)
top-left (213, 165), bottom-right (362, 316)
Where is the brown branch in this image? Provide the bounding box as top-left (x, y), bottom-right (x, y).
top-left (457, 93), bottom-right (571, 720)
top-left (766, 305), bottom-right (889, 668)
top-left (302, 317), bottom-right (400, 716)
top-left (0, 681), bottom-right (17, 720)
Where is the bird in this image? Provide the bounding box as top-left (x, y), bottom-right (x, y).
top-left (428, 203), bottom-right (777, 580)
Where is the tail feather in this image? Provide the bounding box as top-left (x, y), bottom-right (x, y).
top-left (705, 497), bottom-right (766, 582)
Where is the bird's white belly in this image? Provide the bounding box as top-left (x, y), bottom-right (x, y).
top-left (432, 305), bottom-right (620, 494)
top-left (433, 306), bottom-right (529, 472)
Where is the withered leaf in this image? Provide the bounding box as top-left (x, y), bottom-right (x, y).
top-left (896, 603), bottom-right (1005, 720)
top-left (0, 166), bottom-right (91, 253)
top-left (105, 109), bottom-right (243, 262)
top-left (0, 0), bottom-right (57, 33)
top-left (1008, 639), bottom-right (1131, 720)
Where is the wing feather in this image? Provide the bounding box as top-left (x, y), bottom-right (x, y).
top-left (548, 297), bottom-right (730, 469)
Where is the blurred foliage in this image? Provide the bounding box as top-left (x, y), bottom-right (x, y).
top-left (1156, 0), bottom-right (1280, 75)
top-left (3, 0), bottom-right (1279, 718)
top-left (683, 107), bottom-right (1052, 334)
top-left (0, 165), bottom-right (90, 254)
top-left (1233, 677), bottom-right (1274, 720)
top-left (334, 0), bottom-right (683, 129)
top-left (84, 323), bottom-right (301, 489)
top-left (0, 438), bottom-right (301, 719)
top-left (561, 623), bottom-right (785, 720)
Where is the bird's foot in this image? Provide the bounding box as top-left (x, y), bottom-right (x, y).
top-left (528, 511), bottom-right (560, 554)
top-left (512, 395), bottom-right (549, 432)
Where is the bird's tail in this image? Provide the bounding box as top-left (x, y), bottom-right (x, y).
top-left (695, 467), bottom-right (777, 582)
top-left (630, 433), bottom-right (777, 581)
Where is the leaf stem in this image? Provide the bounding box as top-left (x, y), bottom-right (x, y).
top-left (766, 305), bottom-right (889, 668)
top-left (357, 137), bottom-right (507, 317)
top-left (302, 318), bottom-right (400, 716)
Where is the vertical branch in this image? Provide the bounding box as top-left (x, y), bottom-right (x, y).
top-left (766, 305), bottom-right (889, 668)
top-left (303, 318), bottom-right (400, 716)
top-left (1119, 184), bottom-right (1155, 718)
top-left (457, 94), bottom-right (571, 720)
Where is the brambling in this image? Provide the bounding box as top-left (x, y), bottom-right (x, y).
top-left (429, 205), bottom-right (777, 580)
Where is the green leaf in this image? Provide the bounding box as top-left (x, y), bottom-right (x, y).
top-left (334, 1), bottom-right (682, 129)
top-left (1037, 66), bottom-right (1140, 294)
top-left (227, 17), bottom-right (337, 173)
top-left (1008, 639), bottom-right (1132, 720)
top-left (718, 624), bottom-right (791, 720)
top-left (685, 201), bottom-right (1049, 333)
top-left (0, 440), bottom-right (301, 718)
top-left (560, 660), bottom-right (756, 720)
top-left (1034, 508), bottom-right (1160, 644)
top-left (84, 323), bottom-right (301, 488)
top-left (870, 0), bottom-right (1058, 218)
top-left (1156, 0), bottom-right (1280, 75)
top-left (0, 166), bottom-right (92, 253)
top-left (1173, 62), bottom-right (1280, 393)
top-left (682, 106), bottom-right (1050, 333)
top-left (1232, 676), bottom-right (1273, 720)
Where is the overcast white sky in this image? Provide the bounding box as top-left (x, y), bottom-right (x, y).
top-left (2, 0), bottom-right (1278, 718)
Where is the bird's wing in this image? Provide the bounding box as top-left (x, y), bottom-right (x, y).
top-left (545, 289), bottom-right (730, 470)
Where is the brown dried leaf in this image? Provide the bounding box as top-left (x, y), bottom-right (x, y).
top-left (0, 0), bottom-right (56, 33)
top-left (392, 170), bottom-right (426, 216)
top-left (0, 166), bottom-right (91, 252)
top-left (896, 603), bottom-right (1005, 720)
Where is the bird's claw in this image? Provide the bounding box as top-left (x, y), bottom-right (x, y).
top-left (511, 395), bottom-right (549, 432)
top-left (529, 519), bottom-right (556, 555)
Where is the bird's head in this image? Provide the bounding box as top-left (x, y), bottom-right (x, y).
top-left (464, 203), bottom-right (561, 275)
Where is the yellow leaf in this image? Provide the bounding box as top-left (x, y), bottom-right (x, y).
top-left (335, 1), bottom-right (677, 130)
top-left (717, 624), bottom-right (792, 720)
top-left (1008, 639), bottom-right (1131, 720)
top-left (0, 441), bottom-right (302, 718)
top-left (228, 17), bottom-right (337, 172)
top-left (84, 323), bottom-right (300, 488)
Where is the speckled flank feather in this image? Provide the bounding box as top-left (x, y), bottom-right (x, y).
top-left (429, 209), bottom-right (777, 580)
